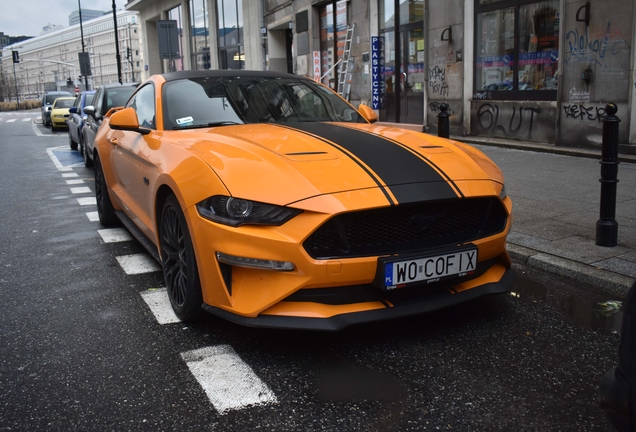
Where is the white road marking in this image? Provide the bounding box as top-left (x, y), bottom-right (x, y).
top-left (70, 186), bottom-right (92, 194)
top-left (116, 254), bottom-right (161, 274)
top-left (32, 121), bottom-right (45, 137)
top-left (140, 288), bottom-right (180, 324)
top-left (22, 118), bottom-right (30, 122)
top-left (98, 228), bottom-right (132, 243)
top-left (46, 147), bottom-right (65, 170)
top-left (62, 173), bottom-right (79, 178)
top-left (6, 119), bottom-right (16, 123)
top-left (77, 197), bottom-right (97, 206)
top-left (86, 211), bottom-right (99, 222)
top-left (66, 179), bottom-right (84, 185)
top-left (181, 345), bottom-right (278, 414)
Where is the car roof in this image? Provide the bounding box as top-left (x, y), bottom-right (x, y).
top-left (97, 82), bottom-right (139, 90)
top-left (44, 91), bottom-right (71, 95)
top-left (161, 70), bottom-right (300, 83)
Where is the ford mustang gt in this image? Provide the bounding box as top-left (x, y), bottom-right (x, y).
top-left (93, 70), bottom-right (514, 330)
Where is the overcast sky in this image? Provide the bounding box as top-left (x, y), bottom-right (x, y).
top-left (1, 0), bottom-right (125, 37)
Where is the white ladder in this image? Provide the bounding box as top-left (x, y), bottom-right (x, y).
top-left (337, 24), bottom-right (355, 100)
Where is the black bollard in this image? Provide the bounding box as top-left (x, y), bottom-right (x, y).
top-left (596, 103), bottom-right (620, 247)
top-left (437, 103), bottom-right (450, 139)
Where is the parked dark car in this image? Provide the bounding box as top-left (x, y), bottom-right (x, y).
top-left (41, 90), bottom-right (72, 127)
top-left (82, 82), bottom-right (139, 167)
top-left (68, 90), bottom-right (96, 151)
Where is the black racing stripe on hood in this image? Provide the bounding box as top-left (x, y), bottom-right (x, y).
top-left (275, 124), bottom-right (396, 205)
top-left (285, 122), bottom-right (458, 204)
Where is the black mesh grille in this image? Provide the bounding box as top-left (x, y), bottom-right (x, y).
top-left (303, 197), bottom-right (507, 259)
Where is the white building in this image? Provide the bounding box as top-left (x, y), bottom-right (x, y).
top-left (1, 10), bottom-right (142, 99)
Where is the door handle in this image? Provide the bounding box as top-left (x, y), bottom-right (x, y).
top-left (109, 137), bottom-right (119, 144)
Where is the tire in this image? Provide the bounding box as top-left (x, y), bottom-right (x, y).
top-left (83, 141), bottom-right (93, 168)
top-left (94, 154), bottom-right (118, 227)
top-left (69, 131), bottom-right (78, 150)
top-left (160, 195), bottom-right (204, 321)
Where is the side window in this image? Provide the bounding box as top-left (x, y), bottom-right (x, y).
top-left (93, 89), bottom-right (103, 115)
top-left (128, 85), bottom-right (156, 129)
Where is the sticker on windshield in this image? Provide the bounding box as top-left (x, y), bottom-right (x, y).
top-left (176, 116), bottom-right (194, 126)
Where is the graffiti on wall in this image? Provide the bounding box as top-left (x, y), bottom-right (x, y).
top-left (565, 22), bottom-right (629, 67)
top-left (428, 65), bottom-right (449, 96)
top-left (563, 104), bottom-right (606, 122)
top-left (476, 103), bottom-right (542, 139)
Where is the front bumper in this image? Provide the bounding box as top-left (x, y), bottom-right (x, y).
top-left (203, 267), bottom-right (514, 330)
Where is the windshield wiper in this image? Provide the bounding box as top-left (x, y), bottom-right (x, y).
top-left (172, 121), bottom-right (241, 130)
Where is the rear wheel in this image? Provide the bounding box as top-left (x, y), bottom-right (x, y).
top-left (83, 141), bottom-right (93, 168)
top-left (160, 195), bottom-right (204, 321)
top-left (69, 131), bottom-right (78, 150)
top-left (94, 154), bottom-right (118, 226)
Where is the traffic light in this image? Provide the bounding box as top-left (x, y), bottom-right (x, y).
top-left (127, 47), bottom-right (132, 60)
top-left (12, 50), bottom-right (20, 64)
top-left (67, 77), bottom-right (72, 86)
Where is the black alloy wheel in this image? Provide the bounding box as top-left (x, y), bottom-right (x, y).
top-left (94, 154), bottom-right (118, 226)
top-left (160, 195), bottom-right (204, 321)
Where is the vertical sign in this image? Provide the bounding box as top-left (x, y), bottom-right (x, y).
top-left (371, 36), bottom-right (385, 110)
top-left (313, 51), bottom-right (321, 82)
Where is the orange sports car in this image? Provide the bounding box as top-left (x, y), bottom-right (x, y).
top-left (93, 70), bottom-right (514, 330)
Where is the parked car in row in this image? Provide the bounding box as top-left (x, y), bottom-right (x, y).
top-left (41, 90), bottom-right (72, 127)
top-left (68, 90), bottom-right (96, 150)
top-left (82, 82), bottom-right (139, 167)
top-left (92, 70), bottom-right (514, 330)
top-left (49, 97), bottom-right (76, 131)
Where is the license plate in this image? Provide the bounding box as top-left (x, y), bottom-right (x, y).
top-left (381, 248), bottom-right (477, 290)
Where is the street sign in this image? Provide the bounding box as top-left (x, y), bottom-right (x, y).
top-left (79, 52), bottom-right (92, 76)
top-left (157, 20), bottom-right (180, 60)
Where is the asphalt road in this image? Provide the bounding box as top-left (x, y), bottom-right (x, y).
top-left (0, 113), bottom-right (623, 431)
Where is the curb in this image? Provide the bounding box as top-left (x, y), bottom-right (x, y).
top-left (507, 243), bottom-right (635, 299)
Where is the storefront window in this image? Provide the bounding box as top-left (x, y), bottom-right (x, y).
top-left (189, 0), bottom-right (210, 70)
top-left (167, 5), bottom-right (184, 71)
top-left (320, 2), bottom-right (347, 88)
top-left (217, 0), bottom-right (244, 69)
top-left (474, 0), bottom-right (558, 99)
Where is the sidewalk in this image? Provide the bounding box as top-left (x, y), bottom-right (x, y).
top-left (458, 135), bottom-right (636, 299)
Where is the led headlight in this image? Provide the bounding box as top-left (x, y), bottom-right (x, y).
top-left (196, 195), bottom-right (302, 227)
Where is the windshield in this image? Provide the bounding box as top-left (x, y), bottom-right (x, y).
top-left (162, 76), bottom-right (365, 130)
top-left (46, 93), bottom-right (69, 104)
top-left (84, 94), bottom-right (95, 106)
top-left (53, 98), bottom-right (75, 108)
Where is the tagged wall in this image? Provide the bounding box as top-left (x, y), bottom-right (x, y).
top-left (470, 101), bottom-right (556, 143)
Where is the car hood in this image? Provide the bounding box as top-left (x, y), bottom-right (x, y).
top-left (169, 122), bottom-right (504, 207)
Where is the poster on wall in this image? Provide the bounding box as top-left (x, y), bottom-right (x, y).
top-left (371, 36), bottom-right (385, 110)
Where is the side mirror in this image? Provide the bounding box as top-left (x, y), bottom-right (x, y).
top-left (83, 105), bottom-right (96, 118)
top-left (358, 104), bottom-right (378, 123)
top-left (69, 107), bottom-right (77, 114)
top-left (47, 106), bottom-right (52, 111)
top-left (109, 107), bottom-right (151, 135)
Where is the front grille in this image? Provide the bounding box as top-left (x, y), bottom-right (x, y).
top-left (303, 197), bottom-right (507, 259)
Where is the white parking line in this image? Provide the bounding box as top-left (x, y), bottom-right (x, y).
top-left (98, 228), bottom-right (132, 243)
top-left (77, 197), bottom-right (97, 206)
top-left (66, 179), bottom-right (84, 185)
top-left (6, 119), bottom-right (16, 123)
top-left (70, 186), bottom-right (92, 194)
top-left (86, 211), bottom-right (99, 222)
top-left (22, 118), bottom-right (31, 122)
top-left (62, 173), bottom-right (79, 178)
top-left (140, 288), bottom-right (180, 324)
top-left (181, 345), bottom-right (278, 414)
top-left (116, 254), bottom-right (161, 274)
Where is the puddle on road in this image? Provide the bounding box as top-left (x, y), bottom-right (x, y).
top-left (512, 271), bottom-right (624, 333)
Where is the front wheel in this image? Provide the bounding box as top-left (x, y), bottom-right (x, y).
top-left (83, 141), bottom-right (93, 168)
top-left (160, 195), bottom-right (204, 321)
top-left (94, 154), bottom-right (118, 226)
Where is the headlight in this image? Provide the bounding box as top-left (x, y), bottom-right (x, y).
top-left (196, 196), bottom-right (302, 227)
